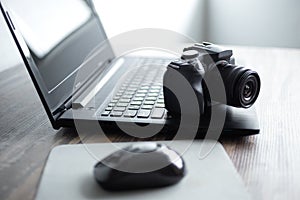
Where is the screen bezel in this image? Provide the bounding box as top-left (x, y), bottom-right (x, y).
top-left (0, 1), bottom-right (115, 129)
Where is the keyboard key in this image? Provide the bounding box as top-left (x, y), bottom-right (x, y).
top-left (113, 96), bottom-right (120, 100)
top-left (128, 105), bottom-right (140, 110)
top-left (148, 93), bottom-right (159, 97)
top-left (131, 101), bottom-right (142, 105)
top-left (141, 83), bottom-right (151, 87)
top-left (118, 89), bottom-right (125, 94)
top-left (144, 100), bottom-right (155, 105)
top-left (101, 111), bottom-right (110, 116)
top-left (114, 107), bottom-right (126, 111)
top-left (140, 86), bottom-right (150, 90)
top-left (135, 93), bottom-right (146, 97)
top-left (133, 97), bottom-right (144, 101)
top-left (124, 110), bottom-right (137, 118)
top-left (145, 96), bottom-right (157, 101)
top-left (137, 89), bottom-right (148, 93)
top-left (157, 99), bottom-right (164, 103)
top-left (116, 102), bottom-right (128, 107)
top-left (110, 99), bottom-right (118, 103)
top-left (153, 83), bottom-right (162, 86)
top-left (149, 89), bottom-right (160, 93)
top-left (155, 103), bottom-right (165, 108)
top-left (151, 108), bottom-right (165, 119)
top-left (142, 105), bottom-right (153, 110)
top-left (151, 85), bottom-right (161, 89)
top-left (105, 107), bottom-right (113, 111)
top-left (108, 103), bottom-right (115, 107)
top-left (137, 109), bottom-right (151, 118)
top-left (125, 91), bottom-right (135, 95)
top-left (115, 92), bottom-right (123, 96)
top-left (123, 95), bottom-right (133, 99)
top-left (119, 98), bottom-right (131, 103)
top-left (131, 81), bottom-right (140, 85)
top-left (127, 87), bottom-right (138, 91)
top-left (130, 84), bottom-right (141, 88)
top-left (110, 111), bottom-right (123, 117)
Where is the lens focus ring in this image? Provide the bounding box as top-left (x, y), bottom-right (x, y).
top-left (215, 62), bottom-right (261, 108)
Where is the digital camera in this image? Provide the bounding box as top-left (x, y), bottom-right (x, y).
top-left (163, 42), bottom-right (261, 116)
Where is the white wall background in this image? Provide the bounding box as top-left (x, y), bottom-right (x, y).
top-left (94, 0), bottom-right (205, 41)
top-left (0, 0), bottom-right (300, 72)
top-left (206, 0), bottom-right (300, 48)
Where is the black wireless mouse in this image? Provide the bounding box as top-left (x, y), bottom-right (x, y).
top-left (93, 142), bottom-right (186, 191)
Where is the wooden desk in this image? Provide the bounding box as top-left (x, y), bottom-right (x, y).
top-left (1, 46), bottom-right (300, 200)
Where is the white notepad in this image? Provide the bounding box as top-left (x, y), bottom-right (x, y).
top-left (35, 140), bottom-right (251, 200)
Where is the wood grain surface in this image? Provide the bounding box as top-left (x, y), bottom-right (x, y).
top-left (1, 46), bottom-right (300, 200)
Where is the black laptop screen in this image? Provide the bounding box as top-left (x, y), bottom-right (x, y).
top-left (6, 0), bottom-right (114, 112)
top-left (6, 0), bottom-right (113, 95)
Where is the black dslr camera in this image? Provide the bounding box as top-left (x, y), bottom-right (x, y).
top-left (163, 42), bottom-right (261, 116)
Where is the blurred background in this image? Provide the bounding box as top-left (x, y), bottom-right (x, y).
top-left (1, 0), bottom-right (299, 72)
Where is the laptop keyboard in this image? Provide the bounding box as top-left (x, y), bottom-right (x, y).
top-left (98, 57), bottom-right (170, 119)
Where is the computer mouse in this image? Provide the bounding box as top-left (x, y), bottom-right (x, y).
top-left (93, 142), bottom-right (186, 191)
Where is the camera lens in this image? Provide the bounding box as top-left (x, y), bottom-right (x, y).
top-left (243, 83), bottom-right (253, 99)
top-left (216, 62), bottom-right (261, 108)
top-left (238, 73), bottom-right (260, 107)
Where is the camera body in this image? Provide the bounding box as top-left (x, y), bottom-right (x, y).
top-left (163, 42), bottom-right (261, 116)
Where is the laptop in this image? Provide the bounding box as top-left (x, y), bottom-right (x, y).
top-left (0, 0), bottom-right (259, 137)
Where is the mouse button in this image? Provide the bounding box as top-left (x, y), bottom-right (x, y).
top-left (118, 151), bottom-right (173, 173)
top-left (161, 148), bottom-right (184, 169)
top-left (93, 162), bottom-right (112, 182)
top-left (124, 142), bottom-right (163, 153)
top-left (100, 150), bottom-right (131, 167)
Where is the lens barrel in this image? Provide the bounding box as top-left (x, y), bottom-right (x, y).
top-left (216, 61), bottom-right (260, 108)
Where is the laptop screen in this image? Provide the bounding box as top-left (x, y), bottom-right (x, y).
top-left (3, 0), bottom-right (114, 114)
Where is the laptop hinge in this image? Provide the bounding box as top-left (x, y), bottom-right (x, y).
top-left (52, 99), bottom-right (72, 116)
